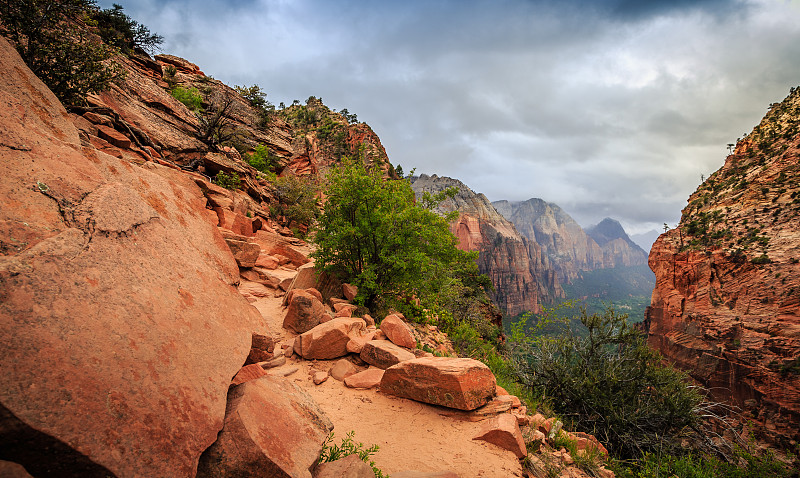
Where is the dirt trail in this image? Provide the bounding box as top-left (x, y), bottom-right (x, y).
top-left (252, 290), bottom-right (525, 478)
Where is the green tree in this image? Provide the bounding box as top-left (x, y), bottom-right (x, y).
top-left (270, 175), bottom-right (319, 235)
top-left (0, 0), bottom-right (124, 106)
top-left (510, 306), bottom-right (705, 460)
top-left (94, 3), bottom-right (163, 56)
top-left (312, 157), bottom-right (481, 311)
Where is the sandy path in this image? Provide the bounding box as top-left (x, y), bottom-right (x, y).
top-left (250, 284), bottom-right (524, 477)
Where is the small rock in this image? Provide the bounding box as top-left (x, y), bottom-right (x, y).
top-left (344, 368), bottom-right (384, 389)
top-left (231, 363), bottom-right (268, 386)
top-left (472, 413), bottom-right (527, 459)
top-left (363, 314), bottom-right (375, 326)
top-left (312, 372), bottom-right (329, 385)
top-left (360, 340), bottom-right (416, 369)
top-left (259, 355), bottom-right (286, 370)
top-left (329, 359), bottom-right (358, 381)
top-left (283, 290), bottom-right (324, 334)
top-left (245, 333), bottom-right (274, 365)
top-left (279, 366), bottom-right (299, 377)
top-left (342, 283), bottom-right (358, 301)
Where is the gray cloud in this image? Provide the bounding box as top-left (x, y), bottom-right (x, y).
top-left (102, 0), bottom-right (800, 235)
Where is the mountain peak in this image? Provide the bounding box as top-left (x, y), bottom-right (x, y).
top-left (586, 218), bottom-right (645, 254)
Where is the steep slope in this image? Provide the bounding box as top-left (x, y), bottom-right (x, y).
top-left (645, 86), bottom-right (800, 446)
top-left (493, 199), bottom-right (648, 282)
top-left (411, 175), bottom-right (562, 316)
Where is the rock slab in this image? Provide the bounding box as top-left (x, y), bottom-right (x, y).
top-left (380, 357), bottom-right (496, 410)
top-left (360, 340), bottom-right (416, 369)
top-left (472, 413), bottom-right (527, 458)
top-left (197, 376), bottom-right (333, 478)
top-left (297, 318), bottom-right (367, 360)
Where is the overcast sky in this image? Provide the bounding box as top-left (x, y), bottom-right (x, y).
top-left (103, 0), bottom-right (800, 236)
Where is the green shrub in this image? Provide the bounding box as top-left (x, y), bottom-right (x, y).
top-left (751, 254), bottom-right (771, 264)
top-left (243, 145), bottom-right (276, 173)
top-left (509, 306), bottom-right (704, 460)
top-left (318, 431), bottom-right (387, 478)
top-left (94, 3), bottom-right (163, 56)
top-left (171, 86), bottom-right (203, 112)
top-left (0, 0), bottom-right (124, 106)
top-left (212, 171), bottom-right (240, 190)
top-left (613, 447), bottom-right (796, 478)
top-left (269, 175), bottom-right (319, 235)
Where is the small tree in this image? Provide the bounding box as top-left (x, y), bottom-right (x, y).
top-left (94, 3), bottom-right (163, 56)
top-left (312, 157), bottom-right (481, 311)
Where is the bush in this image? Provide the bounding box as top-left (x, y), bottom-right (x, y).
top-left (613, 447), bottom-right (796, 478)
top-left (170, 86), bottom-right (203, 112)
top-left (510, 306), bottom-right (704, 459)
top-left (243, 144), bottom-right (276, 173)
top-left (212, 171), bottom-right (240, 190)
top-left (269, 175), bottom-right (319, 235)
top-left (0, 0), bottom-right (124, 106)
top-left (318, 431), bottom-right (387, 478)
top-left (94, 3), bottom-right (163, 56)
top-left (195, 94), bottom-right (241, 149)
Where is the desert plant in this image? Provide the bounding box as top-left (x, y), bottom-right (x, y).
top-left (93, 3), bottom-right (163, 56)
top-left (170, 86), bottom-right (203, 112)
top-left (243, 144), bottom-right (276, 173)
top-left (269, 175), bottom-right (319, 234)
top-left (318, 431), bottom-right (387, 478)
top-left (234, 84), bottom-right (276, 128)
top-left (195, 94), bottom-right (241, 149)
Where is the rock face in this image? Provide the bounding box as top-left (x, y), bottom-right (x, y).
top-left (380, 357), bottom-right (497, 410)
top-left (0, 36), bottom-right (264, 476)
top-left (411, 175), bottom-right (562, 315)
top-left (645, 87), bottom-right (800, 446)
top-left (197, 376), bottom-right (333, 478)
top-left (493, 199), bottom-right (647, 283)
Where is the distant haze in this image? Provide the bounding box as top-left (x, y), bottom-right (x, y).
top-left (104, 0), bottom-right (800, 235)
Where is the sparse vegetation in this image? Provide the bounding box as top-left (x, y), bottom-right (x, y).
top-left (318, 431), bottom-right (387, 478)
top-left (170, 86), bottom-right (203, 112)
top-left (269, 175), bottom-right (319, 236)
top-left (212, 171), bottom-right (240, 190)
top-left (94, 3), bottom-right (163, 56)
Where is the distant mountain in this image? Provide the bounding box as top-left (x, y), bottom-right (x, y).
top-left (629, 229), bottom-right (661, 253)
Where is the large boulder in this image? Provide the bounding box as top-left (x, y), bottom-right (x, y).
top-left (380, 314), bottom-right (416, 348)
top-left (283, 290), bottom-right (325, 333)
top-left (0, 37), bottom-right (263, 477)
top-left (380, 357), bottom-right (496, 410)
top-left (360, 340), bottom-right (416, 369)
top-left (297, 318), bottom-right (368, 359)
top-left (197, 376), bottom-right (333, 478)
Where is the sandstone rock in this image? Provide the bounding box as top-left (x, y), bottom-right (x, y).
top-left (297, 318), bottom-right (368, 360)
top-left (329, 359), bottom-right (358, 381)
top-left (360, 340), bottom-right (416, 369)
top-left (329, 297), bottom-right (350, 307)
top-left (284, 290), bottom-right (325, 334)
top-left (334, 303), bottom-right (358, 318)
top-left (342, 283), bottom-right (358, 301)
top-left (470, 394), bottom-right (514, 418)
top-left (305, 287), bottom-right (324, 303)
top-left (0, 461), bottom-right (33, 478)
top-left (231, 363), bottom-right (269, 386)
top-left (0, 36), bottom-right (261, 477)
top-left (224, 237), bottom-right (261, 268)
top-left (320, 312), bottom-right (334, 323)
top-left (244, 333), bottom-right (274, 365)
top-left (259, 355), bottom-right (287, 370)
top-left (380, 314), bottom-right (416, 348)
top-left (255, 253), bottom-right (280, 269)
top-left (472, 413), bottom-right (527, 459)
top-left (95, 124), bottom-right (132, 149)
top-left (363, 314), bottom-right (376, 327)
top-left (570, 431), bottom-right (609, 457)
top-left (374, 329), bottom-right (387, 340)
top-left (312, 371), bottom-right (329, 385)
top-left (197, 376), bottom-right (332, 478)
top-left (238, 280), bottom-right (273, 301)
top-left (346, 331), bottom-right (376, 354)
top-left (380, 357), bottom-right (496, 410)
top-left (313, 453), bottom-right (375, 478)
top-left (344, 368), bottom-right (385, 389)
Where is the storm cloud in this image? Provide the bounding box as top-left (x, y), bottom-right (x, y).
top-left (103, 0), bottom-right (800, 236)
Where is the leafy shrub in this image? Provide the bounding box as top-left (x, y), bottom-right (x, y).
top-left (170, 86), bottom-right (203, 112)
top-left (751, 254), bottom-right (771, 264)
top-left (243, 145), bottom-right (276, 173)
top-left (212, 171), bottom-right (240, 190)
top-left (269, 175), bottom-right (319, 235)
top-left (234, 84), bottom-right (276, 128)
top-left (195, 94), bottom-right (241, 149)
top-left (509, 306), bottom-right (704, 459)
top-left (94, 3), bottom-right (163, 56)
top-left (318, 431), bottom-right (387, 478)
top-left (613, 447), bottom-right (796, 478)
top-left (0, 0), bottom-right (124, 106)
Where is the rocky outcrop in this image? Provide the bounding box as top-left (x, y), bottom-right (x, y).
top-left (493, 199), bottom-right (647, 283)
top-left (411, 175), bottom-right (562, 315)
top-left (645, 86), bottom-right (800, 446)
top-left (0, 36), bottom-right (265, 476)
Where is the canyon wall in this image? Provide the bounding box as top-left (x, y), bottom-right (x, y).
top-left (411, 175), bottom-right (562, 316)
top-left (645, 87), bottom-right (800, 445)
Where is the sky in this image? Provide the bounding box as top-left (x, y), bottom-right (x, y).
top-left (102, 0), bottom-right (800, 238)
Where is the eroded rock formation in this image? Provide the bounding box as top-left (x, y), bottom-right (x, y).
top-left (645, 87), bottom-right (800, 446)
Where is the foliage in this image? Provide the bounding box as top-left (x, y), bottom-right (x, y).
top-left (0, 0), bottom-right (124, 106)
top-left (318, 431), bottom-right (387, 478)
top-left (269, 175), bottom-right (319, 235)
top-left (312, 157), bottom-right (485, 311)
top-left (170, 85), bottom-right (203, 112)
top-left (93, 3), bottom-right (163, 55)
top-left (243, 144), bottom-right (277, 173)
top-left (613, 447), bottom-right (797, 478)
top-left (509, 306), bottom-right (704, 460)
top-left (212, 171), bottom-right (240, 190)
top-left (234, 84), bottom-right (276, 128)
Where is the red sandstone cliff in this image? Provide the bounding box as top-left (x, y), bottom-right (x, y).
top-left (411, 175), bottom-right (562, 316)
top-left (645, 87), bottom-right (800, 446)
